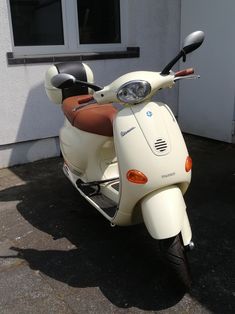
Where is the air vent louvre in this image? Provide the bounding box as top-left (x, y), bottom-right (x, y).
top-left (154, 138), bottom-right (168, 155)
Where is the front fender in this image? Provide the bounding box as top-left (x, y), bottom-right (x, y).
top-left (141, 185), bottom-right (192, 242)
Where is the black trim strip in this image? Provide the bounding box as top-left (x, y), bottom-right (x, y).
top-left (7, 47), bottom-right (140, 65)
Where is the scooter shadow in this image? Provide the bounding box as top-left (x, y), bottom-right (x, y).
top-left (0, 158), bottom-right (185, 310)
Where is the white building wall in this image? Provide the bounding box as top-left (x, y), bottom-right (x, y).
top-left (0, 0), bottom-right (181, 168)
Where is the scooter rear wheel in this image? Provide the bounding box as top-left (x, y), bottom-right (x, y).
top-left (159, 234), bottom-right (191, 290)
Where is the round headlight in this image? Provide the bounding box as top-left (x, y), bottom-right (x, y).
top-left (117, 80), bottom-right (151, 104)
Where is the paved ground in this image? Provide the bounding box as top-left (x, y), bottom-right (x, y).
top-left (0, 134), bottom-right (234, 314)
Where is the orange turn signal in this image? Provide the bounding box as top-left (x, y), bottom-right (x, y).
top-left (185, 156), bottom-right (193, 172)
top-left (126, 169), bottom-right (148, 184)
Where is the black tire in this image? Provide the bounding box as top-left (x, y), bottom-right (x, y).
top-left (159, 234), bottom-right (191, 290)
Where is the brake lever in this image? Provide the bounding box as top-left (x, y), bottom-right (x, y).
top-left (174, 74), bottom-right (200, 82)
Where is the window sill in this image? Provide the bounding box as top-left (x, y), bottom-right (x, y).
top-left (7, 47), bottom-right (140, 65)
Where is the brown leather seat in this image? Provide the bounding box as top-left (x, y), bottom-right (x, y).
top-left (62, 95), bottom-right (117, 137)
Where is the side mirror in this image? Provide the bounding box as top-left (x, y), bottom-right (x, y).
top-left (51, 73), bottom-right (76, 89)
top-left (51, 73), bottom-right (103, 91)
top-left (182, 31), bottom-right (205, 54)
top-left (161, 30), bottom-right (205, 75)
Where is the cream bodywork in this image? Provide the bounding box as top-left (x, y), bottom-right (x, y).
top-left (59, 71), bottom-right (192, 245)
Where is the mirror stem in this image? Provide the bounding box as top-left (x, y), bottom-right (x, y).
top-left (75, 79), bottom-right (102, 92)
top-left (161, 50), bottom-right (185, 75)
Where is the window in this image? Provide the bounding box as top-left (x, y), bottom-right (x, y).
top-left (10, 0), bottom-right (64, 46)
top-left (77, 0), bottom-right (121, 44)
top-left (8, 0), bottom-right (127, 56)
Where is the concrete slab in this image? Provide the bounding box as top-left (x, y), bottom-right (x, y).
top-left (0, 135), bottom-right (234, 313)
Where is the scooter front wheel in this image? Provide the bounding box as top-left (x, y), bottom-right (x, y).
top-left (159, 234), bottom-right (191, 290)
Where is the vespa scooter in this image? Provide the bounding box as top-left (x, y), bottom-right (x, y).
top-left (45, 31), bottom-right (205, 289)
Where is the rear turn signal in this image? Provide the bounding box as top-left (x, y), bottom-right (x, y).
top-left (126, 169), bottom-right (148, 184)
top-left (185, 156), bottom-right (193, 172)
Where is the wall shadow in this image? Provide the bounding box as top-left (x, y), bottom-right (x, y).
top-left (8, 80), bottom-right (63, 167)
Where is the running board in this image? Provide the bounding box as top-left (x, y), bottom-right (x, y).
top-left (76, 179), bottom-right (118, 218)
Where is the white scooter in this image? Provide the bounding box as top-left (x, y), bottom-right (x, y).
top-left (45, 31), bottom-right (205, 289)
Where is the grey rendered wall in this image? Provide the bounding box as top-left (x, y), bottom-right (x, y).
top-left (0, 0), bottom-right (181, 168)
top-left (179, 0), bottom-right (235, 143)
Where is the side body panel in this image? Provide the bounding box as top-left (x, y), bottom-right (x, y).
top-left (60, 118), bottom-right (118, 182)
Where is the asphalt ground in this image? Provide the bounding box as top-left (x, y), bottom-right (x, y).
top-left (0, 134), bottom-right (234, 313)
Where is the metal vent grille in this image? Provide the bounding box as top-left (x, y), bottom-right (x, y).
top-left (154, 138), bottom-right (168, 155)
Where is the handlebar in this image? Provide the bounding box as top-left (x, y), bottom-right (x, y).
top-left (174, 68), bottom-right (199, 82)
top-left (175, 68), bottom-right (194, 77)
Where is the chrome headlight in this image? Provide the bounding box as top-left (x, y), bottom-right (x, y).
top-left (117, 80), bottom-right (151, 104)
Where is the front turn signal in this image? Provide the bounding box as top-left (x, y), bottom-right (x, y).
top-left (185, 156), bottom-right (193, 172)
top-left (126, 169), bottom-right (148, 184)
